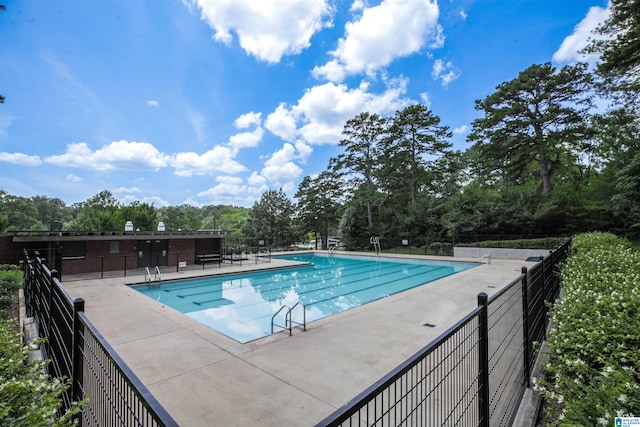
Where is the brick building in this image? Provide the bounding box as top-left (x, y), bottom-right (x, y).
top-left (0, 229), bottom-right (226, 276)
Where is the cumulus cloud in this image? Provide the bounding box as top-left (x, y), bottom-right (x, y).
top-left (172, 145), bottom-right (247, 176)
top-left (45, 141), bottom-right (170, 171)
top-left (265, 103), bottom-right (298, 142)
top-left (0, 152), bottom-right (42, 166)
top-left (188, 0), bottom-right (333, 63)
top-left (197, 173), bottom-right (269, 206)
top-left (66, 174), bottom-right (82, 182)
top-left (553, 4), bottom-right (610, 64)
top-left (234, 111), bottom-right (261, 128)
top-left (227, 112), bottom-right (264, 151)
top-left (261, 143), bottom-right (303, 183)
top-left (267, 78), bottom-right (410, 146)
top-left (312, 0), bottom-right (442, 82)
top-left (453, 124), bottom-right (468, 134)
top-left (432, 59), bottom-right (460, 86)
top-left (146, 100), bottom-right (159, 107)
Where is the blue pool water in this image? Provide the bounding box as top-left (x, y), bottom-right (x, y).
top-left (131, 253), bottom-right (477, 343)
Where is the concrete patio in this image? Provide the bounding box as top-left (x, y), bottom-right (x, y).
top-left (61, 253), bottom-right (536, 426)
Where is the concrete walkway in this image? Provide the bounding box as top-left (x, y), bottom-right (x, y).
top-left (62, 254), bottom-right (535, 426)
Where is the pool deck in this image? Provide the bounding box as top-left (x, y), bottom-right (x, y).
top-left (61, 252), bottom-right (537, 426)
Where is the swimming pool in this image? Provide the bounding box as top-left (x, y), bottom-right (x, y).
top-left (131, 253), bottom-right (477, 343)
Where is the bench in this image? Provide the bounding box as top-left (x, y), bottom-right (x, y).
top-left (196, 253), bottom-right (221, 264)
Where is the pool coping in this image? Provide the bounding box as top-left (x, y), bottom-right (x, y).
top-left (61, 251), bottom-right (537, 426)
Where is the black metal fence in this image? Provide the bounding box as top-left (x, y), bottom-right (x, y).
top-left (23, 250), bottom-right (178, 426)
top-left (317, 239), bottom-right (570, 427)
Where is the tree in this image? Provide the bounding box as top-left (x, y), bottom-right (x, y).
top-left (157, 205), bottom-right (200, 231)
top-left (116, 201), bottom-right (158, 231)
top-left (586, 0), bottom-right (640, 106)
top-left (468, 63), bottom-right (593, 195)
top-left (0, 191), bottom-right (40, 230)
top-left (31, 196), bottom-right (73, 230)
top-left (380, 104), bottom-right (452, 207)
top-left (331, 112), bottom-right (388, 229)
top-left (244, 189), bottom-right (296, 247)
top-left (66, 190), bottom-right (121, 230)
top-left (295, 172), bottom-right (343, 249)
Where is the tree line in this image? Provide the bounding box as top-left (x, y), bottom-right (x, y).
top-left (1, 2), bottom-right (638, 249)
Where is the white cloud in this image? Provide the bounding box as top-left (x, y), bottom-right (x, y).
top-left (553, 4), bottom-right (610, 64)
top-left (45, 141), bottom-right (170, 171)
top-left (189, 0), bottom-right (334, 63)
top-left (261, 143), bottom-right (303, 183)
top-left (313, 0), bottom-right (442, 82)
top-left (459, 10), bottom-right (468, 20)
top-left (235, 111), bottom-right (262, 128)
top-left (281, 78), bottom-right (410, 145)
top-left (146, 100), bottom-right (159, 107)
top-left (265, 103), bottom-right (298, 142)
top-left (420, 92), bottom-right (431, 109)
top-left (453, 124), bottom-right (467, 134)
top-left (113, 187), bottom-right (142, 193)
top-left (0, 112), bottom-right (17, 137)
top-left (0, 152), bottom-right (42, 166)
top-left (227, 127), bottom-right (265, 151)
top-left (66, 174), bottom-right (82, 182)
top-left (197, 174), bottom-right (268, 206)
top-left (432, 59), bottom-right (460, 86)
top-left (172, 145), bottom-right (247, 176)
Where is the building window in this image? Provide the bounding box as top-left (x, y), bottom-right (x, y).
top-left (61, 241), bottom-right (86, 259)
top-left (110, 241), bottom-right (120, 254)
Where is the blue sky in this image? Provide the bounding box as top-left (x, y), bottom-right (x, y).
top-left (0, 0), bottom-right (610, 207)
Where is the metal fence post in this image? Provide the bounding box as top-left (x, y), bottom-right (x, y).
top-left (477, 292), bottom-right (490, 427)
top-left (101, 256), bottom-right (104, 279)
top-left (521, 266), bottom-right (530, 387)
top-left (72, 297), bottom-right (85, 425)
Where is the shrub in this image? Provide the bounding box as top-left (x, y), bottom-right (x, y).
top-left (0, 265), bottom-right (23, 319)
top-left (0, 319), bottom-right (84, 426)
top-left (535, 232), bottom-right (640, 425)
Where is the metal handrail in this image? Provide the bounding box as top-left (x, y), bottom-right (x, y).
top-left (271, 305), bottom-right (290, 333)
top-left (479, 253), bottom-right (492, 264)
top-left (271, 302), bottom-right (307, 336)
top-left (287, 302), bottom-right (306, 334)
top-left (144, 266), bottom-right (151, 283)
top-left (154, 265), bottom-right (162, 281)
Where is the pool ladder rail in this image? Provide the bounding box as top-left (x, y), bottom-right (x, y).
top-left (145, 266), bottom-right (162, 286)
top-left (271, 302), bottom-right (307, 336)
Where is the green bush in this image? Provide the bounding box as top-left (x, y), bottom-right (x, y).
top-left (457, 237), bottom-right (568, 249)
top-left (0, 319), bottom-right (84, 426)
top-left (0, 265), bottom-right (23, 319)
top-left (535, 232), bottom-right (640, 425)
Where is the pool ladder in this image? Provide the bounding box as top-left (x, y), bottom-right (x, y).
top-left (271, 302), bottom-right (307, 336)
top-left (145, 266), bottom-right (162, 285)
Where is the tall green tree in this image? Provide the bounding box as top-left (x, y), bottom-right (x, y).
top-left (157, 205), bottom-right (200, 231)
top-left (586, 0), bottom-right (640, 106)
top-left (0, 191), bottom-right (40, 230)
top-left (244, 189), bottom-right (296, 247)
top-left (295, 172), bottom-right (343, 249)
top-left (31, 195), bottom-right (73, 230)
top-left (116, 201), bottom-right (158, 231)
top-left (66, 190), bottom-right (121, 230)
top-left (380, 104), bottom-right (452, 208)
top-left (331, 112), bottom-right (388, 229)
top-left (467, 63), bottom-right (593, 195)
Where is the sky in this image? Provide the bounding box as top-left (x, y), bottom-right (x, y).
top-left (0, 0), bottom-right (610, 208)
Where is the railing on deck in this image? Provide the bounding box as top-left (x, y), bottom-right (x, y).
top-left (23, 250), bottom-right (178, 427)
top-left (316, 239), bottom-right (570, 427)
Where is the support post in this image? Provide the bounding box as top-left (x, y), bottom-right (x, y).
top-left (71, 298), bottom-right (85, 425)
top-left (478, 292), bottom-right (490, 427)
top-left (101, 256), bottom-right (104, 279)
top-left (521, 266), bottom-right (530, 387)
